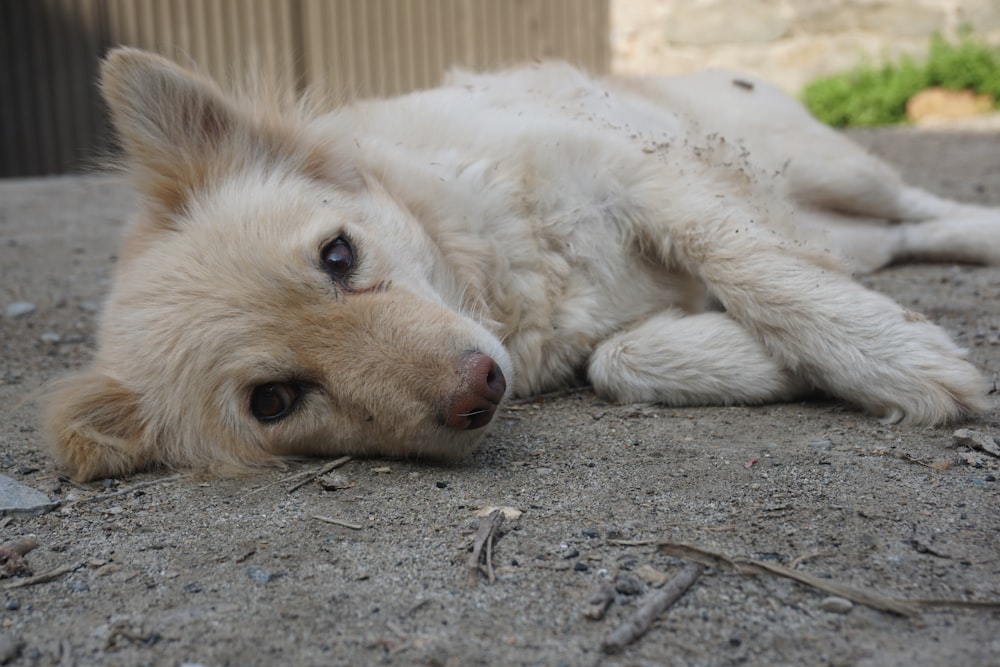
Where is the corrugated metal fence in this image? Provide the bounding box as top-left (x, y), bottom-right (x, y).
top-left (1, 0), bottom-right (609, 177)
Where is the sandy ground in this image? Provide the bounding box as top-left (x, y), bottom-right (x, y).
top-left (1, 129), bottom-right (999, 667)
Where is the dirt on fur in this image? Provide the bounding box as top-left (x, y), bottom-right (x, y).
top-left (1, 128), bottom-right (999, 667)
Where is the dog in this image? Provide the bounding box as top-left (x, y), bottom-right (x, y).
top-left (45, 47), bottom-right (999, 481)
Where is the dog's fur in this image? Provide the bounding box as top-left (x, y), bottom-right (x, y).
top-left (47, 48), bottom-right (1000, 480)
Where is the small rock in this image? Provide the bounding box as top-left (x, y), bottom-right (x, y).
top-left (435, 481), bottom-right (448, 489)
top-left (246, 567), bottom-right (274, 584)
top-left (573, 561), bottom-right (590, 572)
top-left (581, 528), bottom-right (600, 539)
top-left (317, 473), bottom-right (352, 490)
top-left (809, 439), bottom-right (833, 452)
top-left (0, 474), bottom-right (56, 517)
top-left (38, 332), bottom-right (61, 344)
top-left (473, 506), bottom-right (522, 520)
top-left (4, 601), bottom-right (19, 611)
top-left (819, 596), bottom-right (854, 614)
top-left (66, 579), bottom-right (90, 593)
top-left (614, 574), bottom-right (643, 596)
top-left (4, 302), bottom-right (36, 319)
top-left (78, 301), bottom-right (100, 313)
top-left (953, 429), bottom-right (1000, 457)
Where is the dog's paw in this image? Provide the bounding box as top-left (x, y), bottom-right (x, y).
top-left (856, 320), bottom-right (988, 425)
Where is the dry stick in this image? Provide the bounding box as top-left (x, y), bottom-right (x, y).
top-left (311, 515), bottom-right (363, 530)
top-left (66, 475), bottom-right (186, 507)
top-left (601, 562), bottom-right (704, 654)
top-left (658, 541), bottom-right (920, 616)
top-left (467, 509), bottom-right (504, 586)
top-left (241, 456), bottom-right (353, 498)
top-left (789, 549), bottom-right (834, 571)
top-left (287, 456), bottom-right (353, 493)
top-left (1, 562), bottom-right (83, 590)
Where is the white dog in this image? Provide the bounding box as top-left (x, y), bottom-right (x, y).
top-left (46, 49), bottom-right (998, 480)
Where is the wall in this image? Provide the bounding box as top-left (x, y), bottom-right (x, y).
top-left (612, 0), bottom-right (1000, 92)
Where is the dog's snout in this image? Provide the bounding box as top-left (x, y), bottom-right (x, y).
top-left (443, 352), bottom-right (507, 430)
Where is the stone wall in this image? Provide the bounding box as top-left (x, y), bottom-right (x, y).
top-left (611, 0), bottom-right (1000, 93)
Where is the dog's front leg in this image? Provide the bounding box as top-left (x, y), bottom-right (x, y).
top-left (644, 198), bottom-right (987, 424)
top-left (587, 310), bottom-right (808, 406)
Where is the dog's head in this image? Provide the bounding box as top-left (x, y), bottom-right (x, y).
top-left (45, 49), bottom-right (512, 480)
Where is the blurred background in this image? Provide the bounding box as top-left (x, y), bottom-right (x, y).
top-left (2, 0), bottom-right (999, 177)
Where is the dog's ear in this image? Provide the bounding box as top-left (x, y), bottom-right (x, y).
top-left (100, 47), bottom-right (248, 215)
top-left (44, 369), bottom-right (150, 481)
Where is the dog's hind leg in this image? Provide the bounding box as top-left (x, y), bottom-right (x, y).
top-left (785, 136), bottom-right (1000, 270)
top-left (587, 310), bottom-right (808, 406)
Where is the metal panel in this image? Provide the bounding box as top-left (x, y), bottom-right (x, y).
top-left (1, 0), bottom-right (610, 176)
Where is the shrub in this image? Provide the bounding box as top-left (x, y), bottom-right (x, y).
top-left (801, 34), bottom-right (1000, 127)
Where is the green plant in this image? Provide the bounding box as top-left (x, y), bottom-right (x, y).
top-left (801, 34), bottom-right (1000, 127)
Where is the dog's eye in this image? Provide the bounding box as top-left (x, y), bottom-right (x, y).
top-left (251, 382), bottom-right (300, 422)
top-left (322, 236), bottom-right (354, 281)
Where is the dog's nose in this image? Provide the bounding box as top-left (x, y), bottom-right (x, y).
top-left (443, 352), bottom-right (507, 430)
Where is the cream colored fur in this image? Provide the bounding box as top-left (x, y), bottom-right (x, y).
top-left (47, 48), bottom-right (999, 480)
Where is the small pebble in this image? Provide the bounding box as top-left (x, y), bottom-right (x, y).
top-left (246, 567), bottom-right (274, 584)
top-left (573, 561), bottom-right (590, 572)
top-left (4, 302), bottom-right (36, 319)
top-left (38, 332), bottom-right (61, 344)
top-left (581, 528), bottom-right (600, 539)
top-left (78, 301), bottom-right (100, 312)
top-left (435, 481), bottom-right (448, 489)
top-left (4, 600), bottom-right (19, 611)
top-left (809, 439), bottom-right (833, 452)
top-left (614, 574), bottom-right (643, 596)
top-left (819, 596), bottom-right (854, 614)
top-left (66, 579), bottom-right (90, 593)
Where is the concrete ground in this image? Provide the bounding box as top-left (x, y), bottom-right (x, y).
top-left (1, 128), bottom-right (999, 666)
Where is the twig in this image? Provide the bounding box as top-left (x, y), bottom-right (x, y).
top-left (606, 539), bottom-right (656, 546)
top-left (908, 598), bottom-right (1000, 610)
top-left (1, 562), bottom-right (83, 590)
top-left (241, 456), bottom-right (353, 498)
top-left (311, 515), bottom-right (363, 530)
top-left (789, 549), bottom-right (834, 570)
top-left (601, 562), bottom-right (703, 653)
top-left (65, 475), bottom-right (186, 507)
top-left (467, 509), bottom-right (504, 586)
top-left (658, 541), bottom-right (919, 616)
top-left (287, 456), bottom-right (353, 493)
